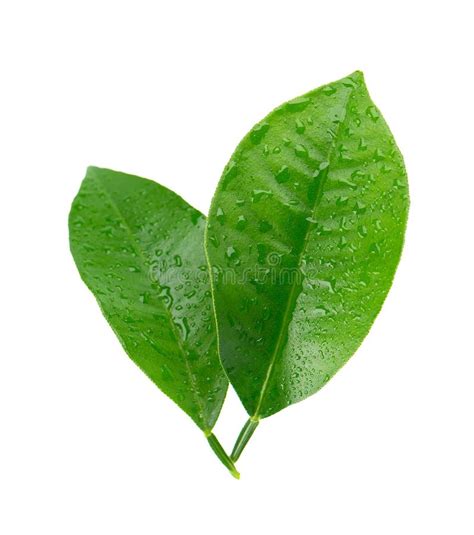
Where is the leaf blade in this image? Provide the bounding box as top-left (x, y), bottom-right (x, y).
top-left (206, 71), bottom-right (409, 418)
top-left (69, 167), bottom-right (227, 431)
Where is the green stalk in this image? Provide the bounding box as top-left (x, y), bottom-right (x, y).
top-left (205, 432), bottom-right (240, 479)
top-left (231, 417), bottom-right (260, 462)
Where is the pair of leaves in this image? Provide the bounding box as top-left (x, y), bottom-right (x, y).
top-left (69, 71), bottom-right (409, 476)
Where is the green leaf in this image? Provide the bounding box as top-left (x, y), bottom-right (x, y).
top-left (206, 71), bottom-right (409, 422)
top-left (69, 167), bottom-right (228, 433)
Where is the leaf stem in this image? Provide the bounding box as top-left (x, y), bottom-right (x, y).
top-left (231, 417), bottom-right (260, 462)
top-left (205, 432), bottom-right (240, 479)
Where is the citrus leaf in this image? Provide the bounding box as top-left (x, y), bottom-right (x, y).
top-left (206, 71), bottom-right (409, 421)
top-left (69, 167), bottom-right (228, 433)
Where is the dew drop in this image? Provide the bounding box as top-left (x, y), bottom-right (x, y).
top-left (295, 119), bottom-right (306, 133)
top-left (338, 236), bottom-right (348, 249)
top-left (208, 235), bottom-right (219, 248)
top-left (159, 286), bottom-right (174, 308)
top-left (354, 201), bottom-right (367, 214)
top-left (393, 178), bottom-right (405, 190)
top-left (314, 306), bottom-right (329, 317)
top-left (366, 105), bottom-right (380, 122)
top-left (224, 160), bottom-right (238, 180)
top-left (250, 122), bottom-right (270, 144)
top-left (351, 169), bottom-right (366, 180)
top-left (252, 189), bottom-right (273, 203)
top-left (226, 246), bottom-right (238, 259)
top-left (316, 224), bottom-right (332, 236)
top-left (216, 207), bottom-right (225, 224)
top-left (259, 220), bottom-right (272, 233)
top-left (358, 138), bottom-right (368, 151)
top-left (318, 278), bottom-right (336, 293)
top-left (369, 242), bottom-right (381, 254)
top-left (358, 225), bottom-right (368, 238)
top-left (236, 215), bottom-right (248, 230)
top-left (294, 144), bottom-right (308, 158)
top-left (175, 317), bottom-right (190, 341)
top-left (286, 96), bottom-right (311, 112)
top-left (275, 165), bottom-right (290, 184)
top-left (322, 85), bottom-right (337, 96)
top-left (139, 292), bottom-right (150, 304)
top-left (373, 148), bottom-right (385, 162)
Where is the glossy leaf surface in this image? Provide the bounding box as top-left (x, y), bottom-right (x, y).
top-left (70, 167), bottom-right (227, 431)
top-left (206, 71), bottom-right (409, 419)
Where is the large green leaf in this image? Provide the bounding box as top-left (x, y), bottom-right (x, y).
top-left (69, 167), bottom-right (228, 435)
top-left (206, 71), bottom-right (409, 424)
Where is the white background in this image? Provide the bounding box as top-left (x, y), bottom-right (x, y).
top-left (1, 1), bottom-right (473, 533)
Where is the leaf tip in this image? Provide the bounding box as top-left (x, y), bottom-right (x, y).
top-left (351, 70), bottom-right (365, 81)
top-left (86, 165), bottom-right (101, 176)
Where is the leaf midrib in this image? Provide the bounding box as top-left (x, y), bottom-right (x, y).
top-left (252, 85), bottom-right (355, 418)
top-left (91, 173), bottom-right (210, 430)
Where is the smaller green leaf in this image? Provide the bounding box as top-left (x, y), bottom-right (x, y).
top-left (69, 167), bottom-right (237, 476)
